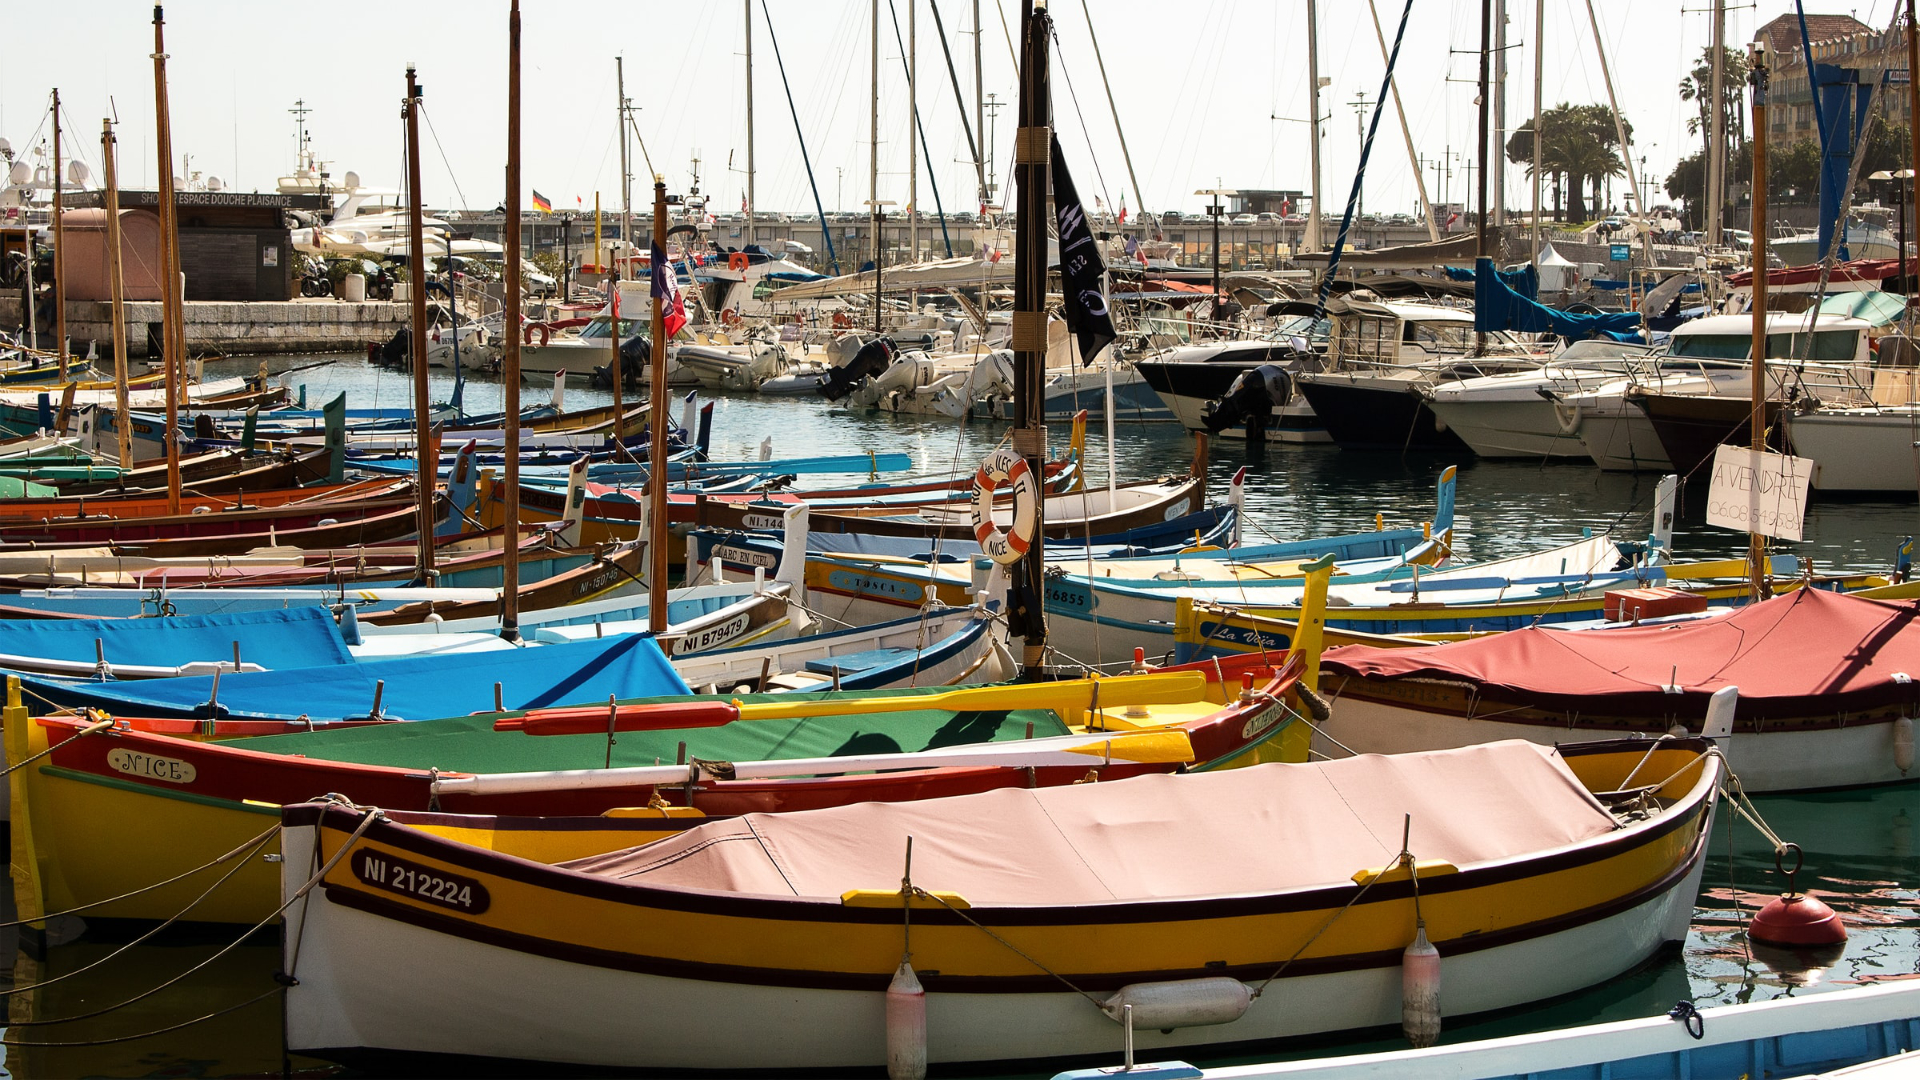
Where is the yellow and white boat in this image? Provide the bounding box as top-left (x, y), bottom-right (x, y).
top-left (282, 735), bottom-right (1724, 1072)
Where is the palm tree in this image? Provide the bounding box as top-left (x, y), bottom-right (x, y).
top-left (1506, 103), bottom-right (1631, 222)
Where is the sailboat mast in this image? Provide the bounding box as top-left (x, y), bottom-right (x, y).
top-left (1706, 0), bottom-right (1726, 246)
top-left (909, 0), bottom-right (919, 265)
top-left (1013, 0), bottom-right (1050, 669)
top-left (1493, 0), bottom-right (1507, 227)
top-left (403, 66), bottom-right (436, 584)
top-left (648, 179), bottom-right (670, 634)
top-left (102, 119), bottom-right (132, 469)
top-left (1906, 0), bottom-right (1918, 319)
top-left (1748, 46), bottom-right (1770, 601)
top-left (975, 0), bottom-right (986, 212)
top-left (619, 57), bottom-right (632, 292)
top-left (871, 0), bottom-right (883, 332)
top-left (502, 0), bottom-right (525, 641)
top-left (1475, 0), bottom-right (1491, 356)
top-left (1532, 0), bottom-right (1543, 257)
top-left (51, 89), bottom-right (67, 378)
top-left (1306, 0), bottom-right (1324, 252)
top-left (612, 58), bottom-right (629, 458)
top-left (152, 5), bottom-right (184, 514)
top-left (745, 0), bottom-right (756, 247)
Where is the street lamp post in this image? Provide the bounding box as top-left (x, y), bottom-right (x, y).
top-left (1196, 187), bottom-right (1235, 318)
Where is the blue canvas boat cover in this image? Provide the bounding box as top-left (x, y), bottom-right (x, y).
top-left (0, 608), bottom-right (354, 671)
top-left (13, 632), bottom-right (690, 722)
top-left (1473, 258), bottom-right (1644, 343)
top-left (1446, 262), bottom-right (1538, 298)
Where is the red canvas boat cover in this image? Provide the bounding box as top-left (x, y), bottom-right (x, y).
top-left (1723, 259), bottom-right (1908, 288)
top-left (560, 741), bottom-right (1615, 904)
top-left (1322, 588), bottom-right (1920, 719)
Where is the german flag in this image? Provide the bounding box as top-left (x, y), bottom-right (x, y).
top-left (532, 189), bottom-right (552, 214)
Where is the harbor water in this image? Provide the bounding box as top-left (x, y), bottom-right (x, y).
top-left (1, 354), bottom-right (1916, 1078)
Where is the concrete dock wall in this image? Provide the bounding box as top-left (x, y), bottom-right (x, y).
top-left (0, 297), bottom-right (409, 357)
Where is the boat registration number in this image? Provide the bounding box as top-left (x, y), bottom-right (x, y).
top-left (352, 849), bottom-right (491, 915)
top-left (1240, 702), bottom-right (1285, 740)
top-left (714, 544), bottom-right (776, 570)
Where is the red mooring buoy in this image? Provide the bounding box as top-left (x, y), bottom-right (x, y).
top-left (1749, 843), bottom-right (1847, 948)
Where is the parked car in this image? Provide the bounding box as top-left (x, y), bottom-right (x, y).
top-left (1160, 210), bottom-right (1184, 223)
top-left (1255, 212), bottom-right (1280, 225)
top-left (1230, 213), bottom-right (1256, 226)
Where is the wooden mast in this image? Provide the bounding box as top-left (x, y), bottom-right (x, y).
top-left (1749, 45), bottom-right (1770, 601)
top-left (403, 65), bottom-right (436, 583)
top-left (152, 5), bottom-right (184, 514)
top-left (51, 89), bottom-right (67, 379)
top-left (102, 119), bottom-right (132, 469)
top-left (1012, 0), bottom-right (1050, 670)
top-left (647, 178), bottom-right (669, 634)
top-left (502, 0), bottom-right (524, 641)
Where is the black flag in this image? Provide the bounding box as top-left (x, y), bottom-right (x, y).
top-left (1050, 135), bottom-right (1117, 366)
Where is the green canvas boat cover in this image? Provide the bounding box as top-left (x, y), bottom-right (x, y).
top-left (0, 475), bottom-right (56, 498)
top-left (234, 684), bottom-right (1073, 775)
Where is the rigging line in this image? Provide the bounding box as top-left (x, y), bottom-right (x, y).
top-left (1047, 27), bottom-right (1116, 225)
top-left (1315, 0), bottom-right (1417, 318)
top-left (927, 0), bottom-right (987, 207)
top-left (887, 0), bottom-right (955, 257)
top-left (761, 0), bottom-right (840, 273)
top-left (416, 104), bottom-right (471, 212)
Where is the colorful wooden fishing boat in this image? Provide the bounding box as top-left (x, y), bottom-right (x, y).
top-left (1313, 587), bottom-right (1920, 793)
top-left (5, 660), bottom-right (1304, 926)
top-left (276, 734), bottom-right (1722, 1072)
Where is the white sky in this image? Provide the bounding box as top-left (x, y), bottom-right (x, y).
top-left (0, 2), bottom-right (1897, 221)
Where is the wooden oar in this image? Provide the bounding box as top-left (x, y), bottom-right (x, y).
top-left (493, 671), bottom-right (1211, 736)
top-left (431, 728), bottom-right (1196, 797)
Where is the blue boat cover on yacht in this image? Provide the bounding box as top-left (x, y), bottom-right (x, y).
top-left (1473, 258), bottom-right (1644, 343)
top-left (13, 632), bottom-right (690, 722)
top-left (0, 608), bottom-right (354, 671)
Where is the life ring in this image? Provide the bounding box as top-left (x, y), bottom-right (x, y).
top-left (832, 311), bottom-right (853, 330)
top-left (728, 252), bottom-right (750, 272)
top-left (721, 308), bottom-right (742, 327)
top-left (971, 445), bottom-right (1040, 566)
top-left (523, 322), bottom-right (552, 348)
top-left (1554, 400), bottom-right (1583, 435)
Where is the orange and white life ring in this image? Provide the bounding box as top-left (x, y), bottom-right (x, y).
top-left (721, 308), bottom-right (742, 327)
top-left (832, 311), bottom-right (853, 330)
top-left (728, 251), bottom-right (750, 272)
top-left (971, 445), bottom-right (1040, 566)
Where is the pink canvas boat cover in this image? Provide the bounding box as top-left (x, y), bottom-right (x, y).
top-left (1322, 588), bottom-right (1920, 719)
top-left (559, 741), bottom-right (1615, 905)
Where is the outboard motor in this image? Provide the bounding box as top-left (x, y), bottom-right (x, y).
top-left (377, 325), bottom-right (411, 368)
top-left (1202, 364), bottom-right (1293, 445)
top-left (593, 335), bottom-right (650, 391)
top-left (818, 336), bottom-right (898, 401)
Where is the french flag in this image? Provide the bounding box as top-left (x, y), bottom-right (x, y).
top-left (651, 243), bottom-right (688, 339)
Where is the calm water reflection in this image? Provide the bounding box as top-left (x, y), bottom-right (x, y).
top-left (1, 356), bottom-right (1913, 1076)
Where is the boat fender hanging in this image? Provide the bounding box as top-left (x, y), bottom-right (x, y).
top-left (886, 959), bottom-right (927, 1080)
top-left (1100, 978), bottom-right (1250, 1031)
top-left (972, 444), bottom-right (1040, 566)
top-left (1749, 843), bottom-right (1848, 947)
top-left (1896, 715), bottom-right (1915, 774)
top-left (1402, 924), bottom-right (1442, 1048)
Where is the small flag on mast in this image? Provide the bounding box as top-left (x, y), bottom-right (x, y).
top-left (651, 243), bottom-right (688, 339)
top-left (1049, 135), bottom-right (1117, 366)
top-left (532, 189), bottom-right (552, 213)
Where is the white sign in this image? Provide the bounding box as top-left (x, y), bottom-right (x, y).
top-left (1705, 445), bottom-right (1812, 542)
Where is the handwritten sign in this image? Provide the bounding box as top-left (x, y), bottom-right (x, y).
top-left (1706, 445), bottom-right (1812, 542)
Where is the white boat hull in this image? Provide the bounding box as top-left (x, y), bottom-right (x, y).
top-left (282, 827), bottom-right (1707, 1071)
top-left (1424, 398), bottom-right (1590, 459)
top-left (1788, 410), bottom-right (1920, 493)
top-left (1313, 696), bottom-right (1914, 793)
